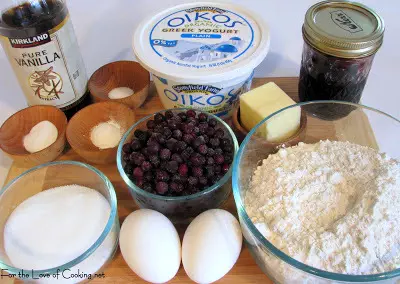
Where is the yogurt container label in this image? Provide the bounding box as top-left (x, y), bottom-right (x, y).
top-left (154, 71), bottom-right (253, 117)
top-left (133, 2), bottom-right (270, 117)
top-left (149, 6), bottom-right (254, 70)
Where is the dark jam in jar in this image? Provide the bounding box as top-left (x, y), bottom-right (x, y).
top-left (0, 0), bottom-right (91, 119)
top-left (299, 1), bottom-right (384, 120)
top-left (299, 43), bottom-right (374, 104)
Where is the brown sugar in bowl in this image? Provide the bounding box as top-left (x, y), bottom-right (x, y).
top-left (88, 61), bottom-right (150, 109)
top-left (0, 105), bottom-right (67, 167)
top-left (66, 101), bottom-right (136, 164)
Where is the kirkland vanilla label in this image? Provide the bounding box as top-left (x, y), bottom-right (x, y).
top-left (0, 16), bottom-right (87, 109)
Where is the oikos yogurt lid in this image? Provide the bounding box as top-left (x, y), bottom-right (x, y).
top-left (133, 2), bottom-right (270, 84)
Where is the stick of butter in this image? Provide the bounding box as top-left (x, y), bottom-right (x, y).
top-left (239, 82), bottom-right (301, 142)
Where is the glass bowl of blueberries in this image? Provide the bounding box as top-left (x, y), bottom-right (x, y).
top-left (117, 108), bottom-right (239, 223)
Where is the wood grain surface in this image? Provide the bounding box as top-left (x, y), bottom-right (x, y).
top-left (3, 77), bottom-right (376, 284)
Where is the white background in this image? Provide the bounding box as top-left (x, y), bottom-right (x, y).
top-left (0, 0), bottom-right (399, 186)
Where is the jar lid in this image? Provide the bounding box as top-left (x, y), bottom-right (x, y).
top-left (133, 2), bottom-right (270, 84)
top-left (303, 1), bottom-right (384, 58)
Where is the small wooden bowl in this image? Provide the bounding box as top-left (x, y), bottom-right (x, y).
top-left (0, 105), bottom-right (67, 167)
top-left (66, 102), bottom-right (136, 164)
top-left (88, 61), bottom-right (150, 109)
top-left (232, 104), bottom-right (308, 147)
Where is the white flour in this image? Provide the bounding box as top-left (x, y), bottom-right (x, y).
top-left (246, 140), bottom-right (400, 276)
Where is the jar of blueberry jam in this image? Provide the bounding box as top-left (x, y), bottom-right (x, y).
top-left (299, 1), bottom-right (384, 104)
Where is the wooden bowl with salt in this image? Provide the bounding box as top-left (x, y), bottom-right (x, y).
top-left (0, 105), bottom-right (67, 167)
top-left (66, 102), bottom-right (136, 164)
top-left (88, 61), bottom-right (150, 109)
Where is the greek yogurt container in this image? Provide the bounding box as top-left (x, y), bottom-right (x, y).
top-left (133, 2), bottom-right (270, 118)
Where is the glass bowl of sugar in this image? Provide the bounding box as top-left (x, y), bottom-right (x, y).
top-left (232, 101), bottom-right (400, 283)
top-left (0, 161), bottom-right (119, 283)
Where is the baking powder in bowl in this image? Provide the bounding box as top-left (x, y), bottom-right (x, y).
top-left (246, 140), bottom-right (400, 277)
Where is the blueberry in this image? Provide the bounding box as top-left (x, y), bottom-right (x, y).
top-left (141, 161), bottom-right (152, 171)
top-left (172, 129), bottom-right (183, 140)
top-left (124, 164), bottom-right (134, 175)
top-left (186, 109), bottom-right (196, 118)
top-left (198, 113), bottom-right (208, 122)
top-left (220, 138), bottom-right (231, 148)
top-left (156, 170), bottom-right (170, 182)
top-left (214, 165), bottom-right (222, 174)
top-left (181, 147), bottom-right (194, 160)
top-left (171, 153), bottom-right (183, 164)
top-left (169, 182), bottom-right (181, 193)
top-left (198, 144), bottom-right (208, 155)
top-left (199, 176), bottom-right (208, 186)
top-left (154, 125), bottom-right (163, 133)
top-left (205, 165), bottom-right (214, 177)
top-left (146, 120), bottom-right (156, 129)
top-left (190, 153), bottom-right (206, 166)
top-left (177, 112), bottom-right (187, 121)
top-left (214, 128), bottom-right (225, 139)
top-left (178, 163), bottom-right (189, 176)
top-left (172, 174), bottom-right (187, 184)
top-left (187, 176), bottom-right (198, 186)
top-left (222, 163), bottom-right (230, 173)
top-left (183, 133), bottom-right (195, 144)
top-left (198, 123), bottom-right (208, 134)
top-left (144, 171), bottom-right (153, 181)
top-left (208, 118), bottom-right (217, 127)
top-left (160, 148), bottom-right (171, 160)
top-left (183, 123), bottom-right (194, 134)
top-left (166, 138), bottom-right (178, 151)
top-left (130, 139), bottom-right (142, 151)
top-left (209, 138), bottom-right (220, 148)
top-left (165, 110), bottom-right (174, 119)
top-left (130, 152), bottom-right (145, 166)
top-left (149, 155), bottom-right (160, 168)
top-left (192, 167), bottom-right (203, 177)
top-left (122, 143), bottom-right (132, 154)
top-left (207, 148), bottom-right (215, 157)
top-left (224, 154), bottom-right (233, 163)
top-left (163, 127), bottom-right (172, 139)
top-left (156, 182), bottom-right (168, 194)
top-left (206, 127), bottom-right (215, 137)
top-left (133, 167), bottom-right (144, 178)
top-left (143, 183), bottom-right (153, 192)
top-left (175, 140), bottom-right (187, 152)
top-left (192, 136), bottom-right (206, 148)
top-left (134, 130), bottom-right (149, 142)
top-left (154, 113), bottom-right (165, 124)
top-left (214, 154), bottom-right (224, 164)
top-left (166, 160), bottom-right (179, 173)
top-left (147, 141), bottom-right (160, 154)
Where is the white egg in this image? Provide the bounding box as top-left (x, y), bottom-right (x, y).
top-left (182, 209), bottom-right (243, 283)
top-left (119, 209), bottom-right (181, 283)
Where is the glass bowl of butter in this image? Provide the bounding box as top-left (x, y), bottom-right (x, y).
top-left (233, 101), bottom-right (400, 283)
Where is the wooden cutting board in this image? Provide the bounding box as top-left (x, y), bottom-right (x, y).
top-left (3, 77), bottom-right (376, 284)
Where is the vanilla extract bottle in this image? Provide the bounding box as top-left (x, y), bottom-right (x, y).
top-left (0, 0), bottom-right (91, 118)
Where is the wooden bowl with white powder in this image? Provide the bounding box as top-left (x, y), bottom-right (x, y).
top-left (66, 102), bottom-right (136, 164)
top-left (88, 61), bottom-right (150, 109)
top-left (0, 105), bottom-right (67, 167)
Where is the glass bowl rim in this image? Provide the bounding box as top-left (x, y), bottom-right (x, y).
top-left (0, 160), bottom-right (118, 276)
top-left (232, 100), bottom-right (400, 281)
top-left (117, 107), bottom-right (239, 201)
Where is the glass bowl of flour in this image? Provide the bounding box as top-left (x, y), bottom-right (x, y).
top-left (232, 101), bottom-right (400, 283)
top-left (0, 161), bottom-right (119, 283)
